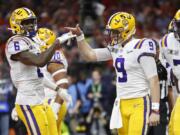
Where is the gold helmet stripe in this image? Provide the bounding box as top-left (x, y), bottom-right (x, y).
top-left (23, 7), bottom-right (33, 16)
top-left (107, 12), bottom-right (121, 28)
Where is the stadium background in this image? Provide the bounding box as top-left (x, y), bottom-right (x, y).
top-left (0, 0), bottom-right (179, 135)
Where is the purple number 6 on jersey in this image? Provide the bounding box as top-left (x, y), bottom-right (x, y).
top-left (115, 58), bottom-right (127, 82)
top-left (14, 41), bottom-right (20, 51)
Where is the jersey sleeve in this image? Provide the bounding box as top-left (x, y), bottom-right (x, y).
top-left (48, 50), bottom-right (68, 69)
top-left (50, 51), bottom-right (62, 63)
top-left (94, 48), bottom-right (112, 61)
top-left (137, 38), bottom-right (157, 63)
top-left (139, 56), bottom-right (158, 79)
top-left (7, 39), bottom-right (29, 55)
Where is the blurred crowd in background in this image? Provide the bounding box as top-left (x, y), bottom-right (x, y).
top-left (0, 0), bottom-right (179, 135)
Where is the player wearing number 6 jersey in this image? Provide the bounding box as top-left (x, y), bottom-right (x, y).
top-left (66, 12), bottom-right (160, 135)
top-left (160, 9), bottom-right (180, 135)
top-left (5, 7), bottom-right (75, 135)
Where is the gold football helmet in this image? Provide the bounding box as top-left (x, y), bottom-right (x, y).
top-left (9, 7), bottom-right (37, 37)
top-left (106, 12), bottom-right (136, 45)
top-left (35, 28), bottom-right (56, 52)
top-left (171, 9), bottom-right (180, 41)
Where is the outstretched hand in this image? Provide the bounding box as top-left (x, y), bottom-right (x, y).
top-left (56, 31), bottom-right (76, 44)
top-left (65, 24), bottom-right (83, 36)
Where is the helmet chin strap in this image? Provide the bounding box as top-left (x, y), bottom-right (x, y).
top-left (20, 24), bottom-right (37, 37)
top-left (27, 31), bottom-right (36, 37)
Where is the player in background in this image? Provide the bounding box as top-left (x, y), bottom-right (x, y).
top-left (66, 12), bottom-right (160, 135)
top-left (35, 28), bottom-right (70, 135)
top-left (6, 7), bottom-right (75, 135)
top-left (148, 40), bottom-right (175, 135)
top-left (160, 9), bottom-right (180, 135)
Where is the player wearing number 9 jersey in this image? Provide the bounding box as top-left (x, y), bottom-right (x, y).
top-left (66, 12), bottom-right (160, 135)
top-left (160, 9), bottom-right (180, 135)
top-left (5, 7), bottom-right (75, 135)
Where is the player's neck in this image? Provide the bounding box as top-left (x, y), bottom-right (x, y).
top-left (121, 37), bottom-right (133, 47)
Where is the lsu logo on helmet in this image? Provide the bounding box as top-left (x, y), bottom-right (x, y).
top-left (35, 28), bottom-right (56, 52)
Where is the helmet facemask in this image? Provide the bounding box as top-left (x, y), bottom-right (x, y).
top-left (106, 27), bottom-right (125, 46)
top-left (20, 17), bottom-right (37, 37)
top-left (172, 20), bottom-right (180, 41)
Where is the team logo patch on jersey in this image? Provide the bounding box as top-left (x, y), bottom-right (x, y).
top-left (167, 49), bottom-right (179, 55)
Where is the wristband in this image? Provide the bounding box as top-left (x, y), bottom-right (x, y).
top-left (76, 33), bottom-right (85, 42)
top-left (151, 102), bottom-right (159, 110)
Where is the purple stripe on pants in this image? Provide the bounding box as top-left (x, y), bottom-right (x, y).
top-left (142, 97), bottom-right (147, 135)
top-left (26, 105), bottom-right (41, 135)
top-left (20, 105), bottom-right (33, 135)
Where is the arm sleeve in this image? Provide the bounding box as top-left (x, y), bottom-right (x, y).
top-left (137, 39), bottom-right (156, 63)
top-left (7, 39), bottom-right (29, 55)
top-left (48, 50), bottom-right (68, 69)
top-left (94, 48), bottom-right (112, 61)
top-left (42, 74), bottom-right (57, 90)
top-left (140, 56), bottom-right (158, 79)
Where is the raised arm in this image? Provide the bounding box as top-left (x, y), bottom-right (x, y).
top-left (10, 32), bottom-right (76, 67)
top-left (65, 24), bottom-right (112, 62)
top-left (11, 40), bottom-right (59, 67)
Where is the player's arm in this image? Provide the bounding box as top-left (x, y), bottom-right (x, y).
top-left (9, 32), bottom-right (76, 67)
top-left (46, 61), bottom-right (70, 116)
top-left (47, 62), bottom-right (69, 102)
top-left (138, 39), bottom-right (160, 126)
top-left (11, 40), bottom-right (60, 67)
top-left (140, 56), bottom-right (160, 126)
top-left (65, 24), bottom-right (112, 62)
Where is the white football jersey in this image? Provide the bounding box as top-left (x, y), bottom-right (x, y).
top-left (42, 50), bottom-right (68, 99)
top-left (108, 38), bottom-right (156, 99)
top-left (5, 35), bottom-right (45, 105)
top-left (160, 32), bottom-right (180, 93)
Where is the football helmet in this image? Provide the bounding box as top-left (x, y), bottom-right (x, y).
top-left (171, 9), bottom-right (180, 41)
top-left (9, 7), bottom-right (37, 37)
top-left (106, 12), bottom-right (136, 45)
top-left (35, 28), bottom-right (56, 52)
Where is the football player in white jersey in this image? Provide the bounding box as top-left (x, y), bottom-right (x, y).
top-left (34, 28), bottom-right (70, 135)
top-left (66, 12), bottom-right (160, 135)
top-left (160, 9), bottom-right (180, 135)
top-left (6, 7), bottom-right (75, 135)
